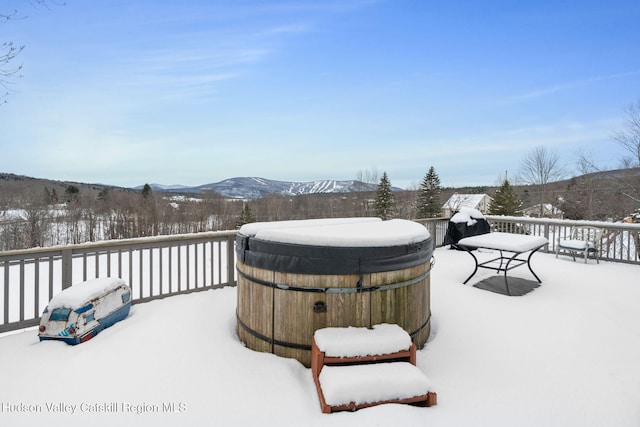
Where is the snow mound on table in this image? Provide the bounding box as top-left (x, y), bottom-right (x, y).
top-left (48, 277), bottom-right (127, 309)
top-left (458, 232), bottom-right (548, 253)
top-left (319, 362), bottom-right (432, 406)
top-left (251, 219), bottom-right (430, 247)
top-left (314, 324), bottom-right (411, 358)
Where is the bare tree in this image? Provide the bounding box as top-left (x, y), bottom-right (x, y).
top-left (613, 98), bottom-right (640, 168)
top-left (1, 1), bottom-right (52, 103)
top-left (612, 99), bottom-right (640, 209)
top-left (23, 190), bottom-right (50, 248)
top-left (518, 145), bottom-right (565, 217)
top-left (1, 39), bottom-right (23, 103)
top-left (354, 168), bottom-right (379, 216)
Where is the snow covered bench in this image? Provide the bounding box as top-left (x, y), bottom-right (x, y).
top-left (311, 324), bottom-right (437, 414)
top-left (555, 226), bottom-right (602, 264)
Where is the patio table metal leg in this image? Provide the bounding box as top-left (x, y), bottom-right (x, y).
top-left (462, 250), bottom-right (479, 284)
top-left (497, 250), bottom-right (505, 274)
top-left (502, 251), bottom-right (523, 296)
top-left (527, 249), bottom-right (543, 283)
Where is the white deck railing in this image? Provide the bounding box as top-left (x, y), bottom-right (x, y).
top-left (1, 217), bottom-right (638, 334)
top-left (417, 216), bottom-right (639, 264)
top-left (0, 231), bottom-right (236, 333)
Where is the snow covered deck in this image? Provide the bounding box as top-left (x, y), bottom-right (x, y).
top-left (1, 248), bottom-right (640, 426)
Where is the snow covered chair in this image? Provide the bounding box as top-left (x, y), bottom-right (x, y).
top-left (555, 226), bottom-right (603, 264)
top-left (311, 324), bottom-right (437, 414)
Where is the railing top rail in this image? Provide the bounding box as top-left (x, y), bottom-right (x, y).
top-left (0, 230), bottom-right (238, 259)
top-left (484, 215), bottom-right (640, 232)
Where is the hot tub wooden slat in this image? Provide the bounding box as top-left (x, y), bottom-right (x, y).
top-left (370, 263), bottom-right (431, 348)
top-left (272, 272), bottom-right (371, 367)
top-left (236, 263), bottom-right (274, 354)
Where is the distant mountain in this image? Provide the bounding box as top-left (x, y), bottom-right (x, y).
top-left (143, 183), bottom-right (192, 191)
top-left (142, 177), bottom-right (389, 199)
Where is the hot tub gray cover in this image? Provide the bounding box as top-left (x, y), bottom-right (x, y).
top-left (236, 233), bottom-right (433, 275)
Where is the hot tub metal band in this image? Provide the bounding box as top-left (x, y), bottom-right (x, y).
top-left (236, 310), bottom-right (432, 352)
top-left (236, 269), bottom-right (430, 294)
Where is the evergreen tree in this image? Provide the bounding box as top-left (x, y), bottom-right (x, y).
top-left (415, 166), bottom-right (442, 218)
top-left (236, 203), bottom-right (256, 228)
top-left (373, 171), bottom-right (395, 220)
top-left (141, 183), bottom-right (153, 199)
top-left (64, 185), bottom-right (80, 203)
top-left (97, 188), bottom-right (110, 202)
top-left (488, 177), bottom-right (523, 216)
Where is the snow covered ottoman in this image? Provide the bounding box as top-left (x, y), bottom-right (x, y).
top-left (311, 324), bottom-right (437, 413)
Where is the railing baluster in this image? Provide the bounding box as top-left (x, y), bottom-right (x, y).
top-left (4, 261), bottom-right (10, 325)
top-left (82, 253), bottom-right (88, 282)
top-left (169, 245), bottom-right (173, 293)
top-left (194, 243), bottom-right (198, 289)
top-left (159, 246), bottom-right (164, 296)
top-left (128, 248), bottom-right (133, 298)
top-left (34, 257), bottom-right (40, 319)
top-left (178, 246), bottom-right (182, 292)
top-left (149, 247), bottom-right (154, 297)
top-left (19, 260), bottom-right (25, 322)
top-left (209, 241), bottom-right (216, 286)
top-left (187, 244), bottom-right (191, 290)
top-left (203, 242), bottom-right (207, 287)
top-left (95, 250), bottom-right (100, 278)
top-left (118, 249), bottom-right (122, 279)
top-left (139, 249), bottom-right (144, 299)
top-left (217, 241), bottom-right (222, 285)
top-left (48, 256), bottom-right (54, 301)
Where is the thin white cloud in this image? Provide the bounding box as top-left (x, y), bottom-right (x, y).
top-left (503, 70), bottom-right (640, 104)
top-left (265, 22), bottom-right (313, 35)
top-left (254, 0), bottom-right (384, 14)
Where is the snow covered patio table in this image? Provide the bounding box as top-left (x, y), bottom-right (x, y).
top-left (457, 232), bottom-right (549, 296)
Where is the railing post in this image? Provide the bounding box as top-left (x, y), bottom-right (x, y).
top-left (61, 249), bottom-right (73, 289)
top-left (428, 221), bottom-right (437, 251)
top-left (227, 235), bottom-right (236, 286)
top-left (543, 223), bottom-right (550, 253)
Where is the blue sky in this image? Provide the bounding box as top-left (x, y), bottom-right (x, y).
top-left (1, 0), bottom-right (639, 189)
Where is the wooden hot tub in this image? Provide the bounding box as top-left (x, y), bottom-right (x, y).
top-left (236, 218), bottom-right (433, 367)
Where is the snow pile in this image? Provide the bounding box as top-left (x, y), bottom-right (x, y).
top-left (248, 219), bottom-right (430, 247)
top-left (239, 217), bottom-right (380, 237)
top-left (314, 324), bottom-right (411, 358)
top-left (47, 278), bottom-right (127, 309)
top-left (450, 207), bottom-right (485, 226)
top-left (319, 362), bottom-right (431, 406)
top-left (458, 232), bottom-right (549, 252)
top-left (558, 239), bottom-right (594, 250)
